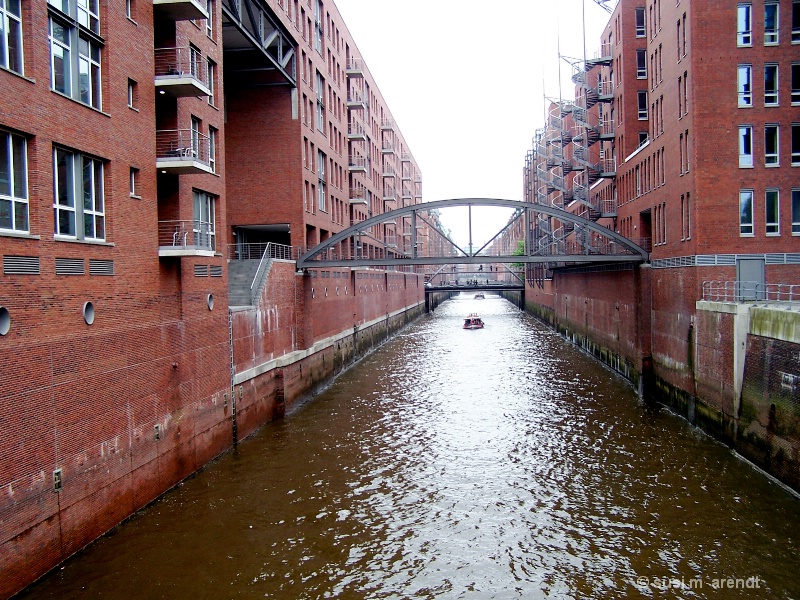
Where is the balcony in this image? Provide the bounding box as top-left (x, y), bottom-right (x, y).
top-left (348, 155), bottom-right (368, 173)
top-left (401, 152), bottom-right (411, 162)
top-left (382, 141), bottom-right (395, 154)
top-left (153, 0), bottom-right (208, 21)
top-left (346, 57), bottom-right (364, 78)
top-left (156, 129), bottom-right (214, 175)
top-left (158, 220), bottom-right (216, 257)
top-left (383, 188), bottom-right (397, 202)
top-left (346, 91), bottom-right (366, 109)
top-left (154, 47), bottom-right (211, 97)
top-left (382, 164), bottom-right (396, 178)
top-left (349, 187), bottom-right (368, 204)
top-left (381, 118), bottom-right (394, 130)
top-left (347, 122), bottom-right (366, 140)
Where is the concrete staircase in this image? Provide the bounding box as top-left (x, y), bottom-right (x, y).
top-left (228, 259), bottom-right (264, 306)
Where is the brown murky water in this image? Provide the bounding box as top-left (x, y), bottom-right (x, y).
top-left (19, 295), bottom-right (800, 599)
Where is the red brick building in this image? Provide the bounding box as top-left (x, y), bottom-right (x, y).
top-left (518, 0), bottom-right (800, 486)
top-left (0, 0), bottom-right (423, 596)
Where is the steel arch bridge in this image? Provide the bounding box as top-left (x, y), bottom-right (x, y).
top-left (296, 198), bottom-right (648, 269)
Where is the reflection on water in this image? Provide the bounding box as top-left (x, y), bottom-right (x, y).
top-left (20, 294), bottom-right (800, 599)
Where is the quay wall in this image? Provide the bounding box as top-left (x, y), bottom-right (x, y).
top-left (1, 261), bottom-right (424, 599)
top-left (520, 266), bottom-right (800, 492)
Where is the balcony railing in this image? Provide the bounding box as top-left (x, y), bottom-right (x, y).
top-left (702, 281), bottom-right (800, 302)
top-left (156, 129), bottom-right (213, 174)
top-left (348, 155), bottom-right (368, 172)
top-left (381, 118), bottom-right (394, 130)
top-left (154, 47), bottom-right (211, 97)
top-left (347, 122), bottom-right (366, 139)
top-left (158, 220), bottom-right (215, 257)
top-left (346, 57), bottom-right (364, 76)
top-left (153, 0), bottom-right (208, 20)
top-left (350, 187), bottom-right (368, 204)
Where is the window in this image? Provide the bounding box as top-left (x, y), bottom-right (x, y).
top-left (192, 190), bottom-right (215, 250)
top-left (53, 147), bottom-right (104, 240)
top-left (739, 125), bottom-right (753, 167)
top-left (677, 19), bottom-right (682, 61)
top-left (209, 126), bottom-right (217, 173)
top-left (48, 0), bottom-right (103, 110)
top-left (317, 149), bottom-right (326, 212)
top-left (127, 78), bottom-right (137, 109)
top-left (636, 49), bottom-right (647, 78)
top-left (794, 0), bottom-right (800, 42)
top-left (765, 124), bottom-right (779, 166)
top-left (637, 90), bottom-right (648, 119)
top-left (1, 0), bottom-right (23, 74)
top-left (635, 7), bottom-right (646, 37)
top-left (129, 167), bottom-right (138, 197)
top-left (315, 71), bottom-right (325, 132)
top-left (765, 64), bottom-right (779, 105)
top-left (0, 130), bottom-right (28, 233)
top-left (738, 64), bottom-right (752, 106)
top-left (765, 2), bottom-right (779, 44)
top-left (793, 123), bottom-right (800, 164)
top-left (740, 190), bottom-right (754, 235)
top-left (766, 189), bottom-right (780, 234)
top-left (207, 59), bottom-right (215, 105)
top-left (313, 0), bottom-right (322, 52)
top-left (792, 189), bottom-right (800, 234)
top-left (125, 0), bottom-right (133, 19)
top-left (737, 4), bottom-right (752, 46)
top-left (792, 63), bottom-right (800, 104)
top-left (190, 116), bottom-right (201, 157)
top-left (639, 131), bottom-right (648, 146)
top-left (206, 0), bottom-right (213, 38)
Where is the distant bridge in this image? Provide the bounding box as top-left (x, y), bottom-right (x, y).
top-left (296, 198), bottom-right (648, 270)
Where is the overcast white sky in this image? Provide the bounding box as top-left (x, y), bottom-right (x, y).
top-left (332, 0), bottom-right (614, 246)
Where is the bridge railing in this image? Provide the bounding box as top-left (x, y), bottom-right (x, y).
top-left (228, 242), bottom-right (302, 261)
top-left (702, 280), bottom-right (800, 303)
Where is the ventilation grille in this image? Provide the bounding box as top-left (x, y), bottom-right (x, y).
top-left (194, 264), bottom-right (209, 277)
top-left (3, 255), bottom-right (40, 275)
top-left (89, 259), bottom-right (114, 276)
top-left (209, 265), bottom-right (222, 277)
top-left (55, 258), bottom-right (85, 275)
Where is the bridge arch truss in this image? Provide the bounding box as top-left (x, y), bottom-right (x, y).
top-left (296, 198), bottom-right (649, 269)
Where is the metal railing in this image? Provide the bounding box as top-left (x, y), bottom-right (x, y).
top-left (227, 242), bottom-right (300, 261)
top-left (154, 47), bottom-right (209, 85)
top-left (156, 129), bottom-right (211, 164)
top-left (348, 155), bottom-right (369, 170)
top-left (702, 281), bottom-right (800, 302)
top-left (158, 220), bottom-right (215, 250)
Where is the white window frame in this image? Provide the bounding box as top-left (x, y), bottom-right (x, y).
top-left (635, 7), bottom-right (646, 37)
top-left (794, 123), bottom-right (800, 165)
top-left (129, 166), bottom-right (139, 197)
top-left (48, 2), bottom-right (103, 110)
top-left (765, 64), bottom-right (779, 106)
top-left (207, 59), bottom-right (215, 105)
top-left (792, 63), bottom-right (800, 105)
top-left (317, 149), bottom-right (326, 212)
top-left (792, 188), bottom-right (800, 234)
top-left (765, 124), bottom-right (779, 166)
top-left (1, 0), bottom-right (24, 74)
top-left (192, 190), bottom-right (216, 250)
top-left (53, 147), bottom-right (105, 241)
top-left (737, 64), bottom-right (752, 107)
top-left (794, 0), bottom-right (800, 43)
top-left (765, 189), bottom-right (780, 235)
top-left (739, 125), bottom-right (754, 167)
top-left (765, 2), bottom-right (779, 45)
top-left (738, 4), bottom-right (752, 46)
top-left (208, 126), bottom-right (217, 173)
top-left (0, 130), bottom-right (29, 233)
top-left (740, 189), bottom-right (754, 235)
top-left (636, 49), bottom-right (647, 79)
top-left (637, 90), bottom-right (648, 120)
top-left (206, 0), bottom-right (213, 38)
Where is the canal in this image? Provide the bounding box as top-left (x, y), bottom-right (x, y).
top-left (19, 295), bottom-right (800, 599)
